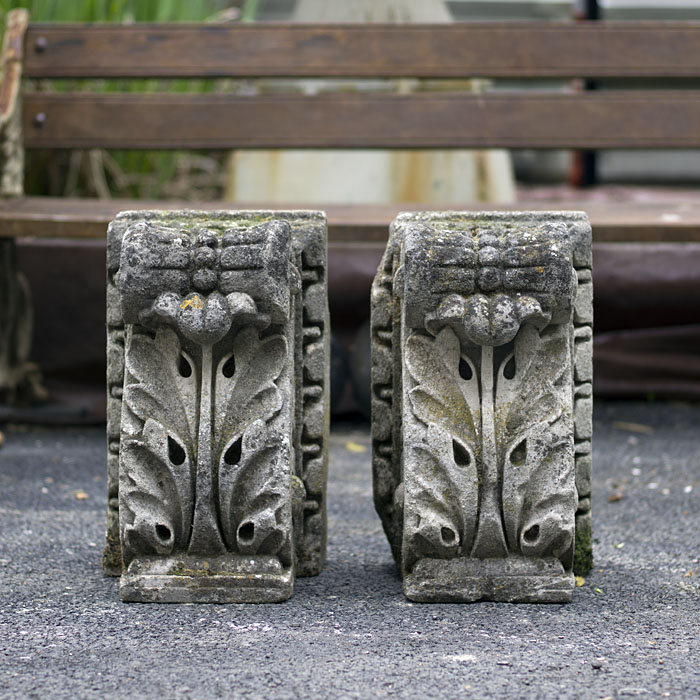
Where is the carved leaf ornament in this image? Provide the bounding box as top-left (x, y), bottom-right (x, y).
top-left (215, 327), bottom-right (290, 559)
top-left (405, 294), bottom-right (575, 569)
top-left (120, 289), bottom-right (290, 566)
top-left (120, 327), bottom-right (197, 559)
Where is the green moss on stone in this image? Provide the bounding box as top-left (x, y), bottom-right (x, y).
top-left (170, 564), bottom-right (214, 577)
top-left (573, 519), bottom-right (593, 577)
top-left (102, 533), bottom-right (122, 576)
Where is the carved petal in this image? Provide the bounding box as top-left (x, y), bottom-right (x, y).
top-left (177, 291), bottom-right (233, 346)
top-left (427, 293), bottom-right (551, 347)
top-left (119, 418), bottom-right (195, 565)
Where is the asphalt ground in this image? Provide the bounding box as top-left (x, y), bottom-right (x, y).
top-left (0, 400), bottom-right (699, 700)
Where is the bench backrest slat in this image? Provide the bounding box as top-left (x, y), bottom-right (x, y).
top-left (23, 91), bottom-right (700, 150)
top-left (10, 19), bottom-right (700, 152)
top-left (23, 22), bottom-right (700, 79)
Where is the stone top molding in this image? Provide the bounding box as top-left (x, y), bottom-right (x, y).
top-left (401, 222), bottom-right (576, 340)
top-left (118, 219), bottom-right (294, 327)
top-left (392, 210), bottom-right (592, 268)
top-left (108, 209), bottom-right (327, 269)
top-left (395, 211), bottom-right (591, 347)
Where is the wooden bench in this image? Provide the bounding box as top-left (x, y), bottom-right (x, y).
top-left (2, 9), bottom-right (700, 403)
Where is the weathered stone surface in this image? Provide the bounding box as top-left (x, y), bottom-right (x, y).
top-left (105, 210), bottom-right (329, 602)
top-left (371, 211), bottom-right (593, 603)
top-left (576, 452), bottom-right (592, 498)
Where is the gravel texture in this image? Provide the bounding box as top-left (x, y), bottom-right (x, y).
top-left (1, 400), bottom-right (699, 699)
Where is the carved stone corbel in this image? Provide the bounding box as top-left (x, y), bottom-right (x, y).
top-left (371, 212), bottom-right (593, 603)
top-left (105, 210), bottom-right (329, 603)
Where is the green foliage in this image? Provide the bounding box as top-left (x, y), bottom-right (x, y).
top-left (239, 0), bottom-right (261, 22)
top-left (2, 0), bottom-right (230, 25)
top-left (573, 518), bottom-right (593, 577)
top-left (1, 0), bottom-right (235, 199)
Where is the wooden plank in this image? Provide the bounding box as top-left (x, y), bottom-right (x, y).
top-left (23, 22), bottom-right (700, 79)
top-left (22, 91), bottom-right (700, 150)
top-left (2, 196), bottom-right (700, 242)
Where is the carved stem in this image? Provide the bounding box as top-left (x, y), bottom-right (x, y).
top-left (470, 344), bottom-right (507, 558)
top-left (188, 343), bottom-right (226, 556)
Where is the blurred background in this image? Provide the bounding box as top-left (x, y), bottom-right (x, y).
top-left (2, 0), bottom-right (699, 422)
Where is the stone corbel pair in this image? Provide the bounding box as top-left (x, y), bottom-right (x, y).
top-left (105, 209), bottom-right (592, 604)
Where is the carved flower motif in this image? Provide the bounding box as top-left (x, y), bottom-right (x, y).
top-left (146, 290), bottom-right (263, 346)
top-left (426, 292), bottom-right (551, 347)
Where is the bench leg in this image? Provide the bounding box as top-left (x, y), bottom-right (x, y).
top-left (372, 212), bottom-right (593, 602)
top-left (0, 239), bottom-right (47, 405)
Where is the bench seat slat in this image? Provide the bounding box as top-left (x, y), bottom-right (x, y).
top-left (23, 91), bottom-right (700, 150)
top-left (1, 195), bottom-right (700, 243)
top-left (23, 23), bottom-right (700, 79)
